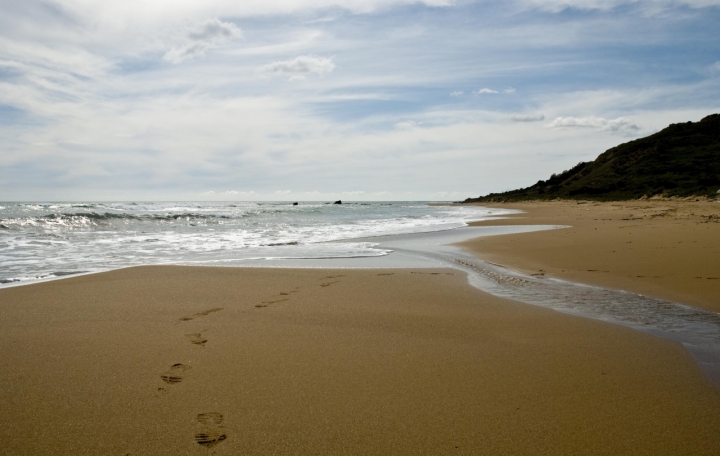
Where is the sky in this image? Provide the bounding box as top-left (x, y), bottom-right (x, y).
top-left (1, 0), bottom-right (719, 201)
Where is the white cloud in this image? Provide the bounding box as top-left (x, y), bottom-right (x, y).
top-left (395, 120), bottom-right (419, 129)
top-left (547, 116), bottom-right (640, 133)
top-left (164, 18), bottom-right (241, 63)
top-left (164, 42), bottom-right (211, 63)
top-left (259, 55), bottom-right (335, 78)
top-left (511, 113), bottom-right (545, 122)
top-left (223, 190), bottom-right (256, 195)
top-left (450, 91), bottom-right (463, 96)
top-left (473, 87), bottom-right (516, 95)
top-left (275, 190), bottom-right (292, 194)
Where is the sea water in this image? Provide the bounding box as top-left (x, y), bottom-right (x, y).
top-left (0, 201), bottom-right (518, 286)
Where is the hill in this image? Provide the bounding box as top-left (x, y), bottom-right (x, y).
top-left (463, 114), bottom-right (720, 202)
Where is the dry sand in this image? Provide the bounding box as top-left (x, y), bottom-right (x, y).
top-left (461, 199), bottom-right (720, 313)
top-left (1, 265), bottom-right (720, 455)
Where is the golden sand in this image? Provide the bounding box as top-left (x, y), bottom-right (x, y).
top-left (461, 199), bottom-right (720, 312)
top-left (1, 265), bottom-right (719, 455)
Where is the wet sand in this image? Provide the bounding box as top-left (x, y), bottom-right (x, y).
top-left (461, 199), bottom-right (720, 313)
top-left (1, 265), bottom-right (720, 455)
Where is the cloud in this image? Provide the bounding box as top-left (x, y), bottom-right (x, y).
top-left (518, 0), bottom-right (720, 13)
top-left (473, 87), bottom-right (515, 95)
top-left (275, 190), bottom-right (292, 194)
top-left (259, 55), bottom-right (335, 77)
top-left (164, 18), bottom-right (241, 63)
top-left (395, 120), bottom-right (419, 129)
top-left (474, 88), bottom-right (499, 94)
top-left (164, 42), bottom-right (211, 63)
top-left (450, 91), bottom-right (463, 96)
top-left (511, 113), bottom-right (545, 122)
top-left (188, 18), bottom-right (242, 41)
top-left (547, 116), bottom-right (640, 133)
top-left (222, 190), bottom-right (255, 195)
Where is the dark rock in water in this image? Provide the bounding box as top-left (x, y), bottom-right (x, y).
top-left (334, 200), bottom-right (342, 205)
top-left (462, 113), bottom-right (720, 202)
top-left (293, 202), bottom-right (298, 205)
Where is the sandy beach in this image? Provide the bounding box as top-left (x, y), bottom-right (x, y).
top-left (1, 264), bottom-right (720, 455)
top-left (460, 199), bottom-right (720, 313)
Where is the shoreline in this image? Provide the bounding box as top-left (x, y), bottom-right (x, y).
top-left (2, 265), bottom-right (720, 454)
top-left (4, 220), bottom-right (718, 385)
top-left (458, 199), bottom-right (720, 313)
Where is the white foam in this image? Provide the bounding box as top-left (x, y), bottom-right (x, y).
top-left (0, 202), bottom-right (519, 287)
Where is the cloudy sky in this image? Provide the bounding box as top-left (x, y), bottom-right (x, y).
top-left (1, 0), bottom-right (719, 201)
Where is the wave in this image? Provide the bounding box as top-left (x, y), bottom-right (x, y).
top-left (56, 212), bottom-right (233, 221)
top-left (0, 211), bottom-right (239, 228)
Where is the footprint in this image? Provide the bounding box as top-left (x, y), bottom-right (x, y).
top-left (320, 281), bottom-right (340, 287)
top-left (255, 298), bottom-right (289, 308)
top-left (160, 363), bottom-right (191, 384)
top-left (195, 412), bottom-right (227, 448)
top-left (321, 275), bottom-right (344, 279)
top-left (377, 273), bottom-right (394, 276)
top-left (185, 333), bottom-right (208, 347)
top-left (179, 307), bottom-right (224, 322)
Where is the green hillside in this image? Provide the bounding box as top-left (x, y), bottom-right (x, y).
top-left (463, 114), bottom-right (720, 202)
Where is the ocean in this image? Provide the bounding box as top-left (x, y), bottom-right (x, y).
top-left (0, 201), bottom-right (517, 287)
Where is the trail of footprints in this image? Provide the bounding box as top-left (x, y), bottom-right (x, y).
top-left (254, 275), bottom-right (345, 309)
top-left (253, 272), bottom-right (455, 310)
top-left (157, 274), bottom-right (350, 449)
top-left (157, 306), bottom-right (228, 451)
top-left (156, 271), bottom-right (452, 450)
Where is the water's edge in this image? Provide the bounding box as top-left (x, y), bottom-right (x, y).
top-left (3, 223), bottom-right (719, 388)
top-left (366, 227), bottom-right (720, 388)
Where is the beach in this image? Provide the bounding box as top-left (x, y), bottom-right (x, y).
top-left (2, 260), bottom-right (720, 454)
top-left (460, 199), bottom-right (720, 312)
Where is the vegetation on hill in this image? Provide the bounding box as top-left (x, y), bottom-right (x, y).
top-left (463, 114), bottom-right (720, 202)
